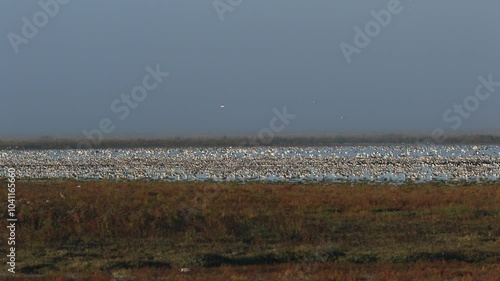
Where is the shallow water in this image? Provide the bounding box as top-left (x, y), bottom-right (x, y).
top-left (1, 145), bottom-right (500, 183)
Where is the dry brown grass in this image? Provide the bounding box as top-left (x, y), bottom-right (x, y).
top-left (0, 180), bottom-right (499, 279)
top-left (1, 262), bottom-right (500, 280)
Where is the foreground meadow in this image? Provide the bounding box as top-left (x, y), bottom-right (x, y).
top-left (1, 180), bottom-right (499, 280)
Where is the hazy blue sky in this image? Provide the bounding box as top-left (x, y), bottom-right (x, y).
top-left (1, 0), bottom-right (499, 138)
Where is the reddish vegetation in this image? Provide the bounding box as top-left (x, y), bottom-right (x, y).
top-left (2, 263), bottom-right (500, 280)
top-left (0, 180), bottom-right (499, 279)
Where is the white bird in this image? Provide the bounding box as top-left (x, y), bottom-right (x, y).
top-left (220, 104), bottom-right (225, 108)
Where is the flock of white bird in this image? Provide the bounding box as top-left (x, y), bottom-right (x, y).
top-left (1, 145), bottom-right (499, 184)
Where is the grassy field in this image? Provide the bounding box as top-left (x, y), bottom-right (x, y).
top-left (1, 180), bottom-right (499, 280)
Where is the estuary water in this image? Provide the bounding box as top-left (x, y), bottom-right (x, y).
top-left (1, 145), bottom-right (500, 183)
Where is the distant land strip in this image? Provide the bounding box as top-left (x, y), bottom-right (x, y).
top-left (1, 133), bottom-right (500, 149)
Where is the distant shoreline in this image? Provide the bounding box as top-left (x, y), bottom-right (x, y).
top-left (1, 133), bottom-right (500, 149)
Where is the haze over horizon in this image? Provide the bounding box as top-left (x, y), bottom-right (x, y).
top-left (2, 1), bottom-right (499, 139)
